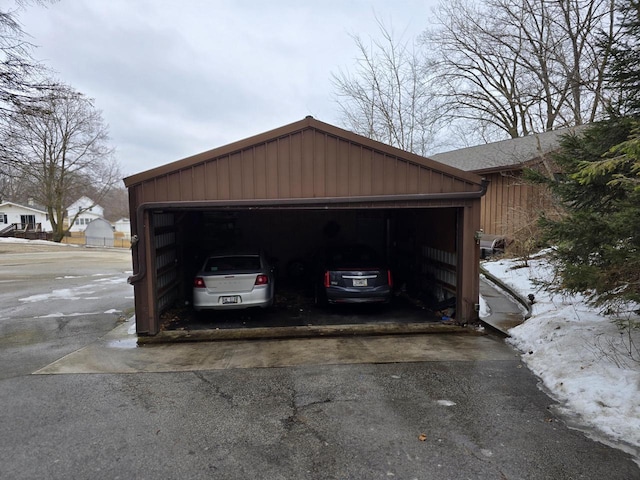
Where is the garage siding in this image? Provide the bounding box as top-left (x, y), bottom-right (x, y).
top-left (133, 129), bottom-right (480, 206)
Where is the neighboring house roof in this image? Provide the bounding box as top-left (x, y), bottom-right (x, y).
top-left (0, 201), bottom-right (47, 214)
top-left (68, 197), bottom-right (104, 217)
top-left (68, 196), bottom-right (94, 207)
top-left (429, 126), bottom-right (587, 174)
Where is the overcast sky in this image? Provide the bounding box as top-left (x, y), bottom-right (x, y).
top-left (17, 1), bottom-right (439, 177)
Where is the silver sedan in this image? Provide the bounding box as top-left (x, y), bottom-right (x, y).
top-left (192, 250), bottom-right (275, 311)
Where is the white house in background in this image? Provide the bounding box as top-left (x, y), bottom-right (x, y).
top-left (67, 196), bottom-right (105, 232)
top-left (0, 201), bottom-right (53, 232)
top-left (113, 218), bottom-right (131, 239)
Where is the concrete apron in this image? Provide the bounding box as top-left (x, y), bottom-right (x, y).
top-left (33, 276), bottom-right (525, 375)
top-left (33, 318), bottom-right (515, 375)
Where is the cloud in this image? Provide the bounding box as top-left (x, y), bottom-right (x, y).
top-left (20, 0), bottom-right (436, 175)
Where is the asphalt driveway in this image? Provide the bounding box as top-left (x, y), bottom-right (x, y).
top-left (0, 241), bottom-right (638, 479)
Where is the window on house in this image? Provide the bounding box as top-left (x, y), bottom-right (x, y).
top-left (0, 213), bottom-right (6, 223)
top-left (21, 215), bottom-right (36, 228)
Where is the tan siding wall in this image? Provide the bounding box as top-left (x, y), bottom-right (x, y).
top-left (481, 171), bottom-right (555, 239)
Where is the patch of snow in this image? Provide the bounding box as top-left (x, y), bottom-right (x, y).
top-left (436, 399), bottom-right (457, 407)
top-left (19, 288), bottom-right (95, 302)
top-left (127, 316), bottom-right (136, 335)
top-left (479, 295), bottom-right (490, 317)
top-left (35, 312), bottom-right (101, 318)
top-left (0, 237), bottom-right (76, 247)
top-left (19, 275), bottom-right (128, 303)
top-left (483, 253), bottom-right (640, 459)
top-left (92, 277), bottom-right (125, 285)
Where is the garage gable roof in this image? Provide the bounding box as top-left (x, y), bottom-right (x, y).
top-left (124, 116), bottom-right (483, 202)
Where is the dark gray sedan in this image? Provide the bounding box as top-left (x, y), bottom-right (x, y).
top-left (315, 244), bottom-right (392, 304)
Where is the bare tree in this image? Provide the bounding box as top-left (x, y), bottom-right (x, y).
top-left (4, 84), bottom-right (121, 241)
top-left (421, 0), bottom-right (619, 142)
top-left (1, 1), bottom-right (57, 193)
top-left (0, 1), bottom-right (57, 113)
top-left (332, 21), bottom-right (443, 156)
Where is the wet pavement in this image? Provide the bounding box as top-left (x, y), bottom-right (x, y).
top-left (34, 279), bottom-right (520, 375)
top-left (35, 317), bottom-right (505, 374)
top-left (3, 243), bottom-right (639, 478)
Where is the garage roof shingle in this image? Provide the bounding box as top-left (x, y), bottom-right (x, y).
top-left (429, 126), bottom-right (586, 174)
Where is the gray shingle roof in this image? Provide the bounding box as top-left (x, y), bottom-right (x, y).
top-left (429, 126), bottom-right (587, 173)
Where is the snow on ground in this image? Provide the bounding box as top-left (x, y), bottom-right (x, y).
top-left (482, 250), bottom-right (640, 459)
top-left (0, 237), bottom-right (72, 246)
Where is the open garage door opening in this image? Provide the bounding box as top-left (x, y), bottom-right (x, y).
top-left (124, 117), bottom-right (485, 336)
top-left (145, 206), bottom-right (464, 333)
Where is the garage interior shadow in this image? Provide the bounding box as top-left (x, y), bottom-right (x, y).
top-left (159, 208), bottom-right (460, 333)
top-left (161, 289), bottom-right (445, 332)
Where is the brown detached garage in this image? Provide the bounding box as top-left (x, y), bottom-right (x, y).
top-left (124, 117), bottom-right (487, 336)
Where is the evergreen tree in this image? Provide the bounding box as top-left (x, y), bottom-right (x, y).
top-left (538, 0), bottom-right (640, 309)
top-left (606, 0), bottom-right (640, 115)
top-left (540, 119), bottom-right (639, 307)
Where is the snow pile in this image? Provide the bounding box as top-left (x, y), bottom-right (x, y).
top-left (483, 251), bottom-right (640, 455)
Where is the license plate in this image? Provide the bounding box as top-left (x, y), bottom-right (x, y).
top-left (221, 296), bottom-right (239, 304)
top-left (353, 278), bottom-right (368, 287)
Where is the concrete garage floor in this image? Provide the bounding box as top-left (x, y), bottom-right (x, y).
top-left (150, 287), bottom-right (467, 343)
